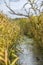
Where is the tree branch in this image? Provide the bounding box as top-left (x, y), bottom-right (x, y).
top-left (4, 0), bottom-right (29, 17)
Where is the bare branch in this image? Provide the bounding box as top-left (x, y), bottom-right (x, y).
top-left (4, 0), bottom-right (42, 17)
top-left (22, 2), bottom-right (28, 9)
top-left (4, 0), bottom-right (29, 17)
top-left (23, 0), bottom-right (41, 15)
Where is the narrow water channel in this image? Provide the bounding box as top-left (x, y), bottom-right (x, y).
top-left (17, 36), bottom-right (43, 65)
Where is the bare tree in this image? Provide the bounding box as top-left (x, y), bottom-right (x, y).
top-left (4, 0), bottom-right (43, 17)
top-left (23, 0), bottom-right (43, 15)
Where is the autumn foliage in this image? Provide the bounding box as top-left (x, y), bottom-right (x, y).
top-left (27, 14), bottom-right (43, 47)
top-left (0, 13), bottom-right (20, 65)
top-left (0, 13), bottom-right (43, 65)
top-left (15, 13), bottom-right (43, 48)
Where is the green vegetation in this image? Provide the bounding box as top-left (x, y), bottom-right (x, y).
top-left (0, 13), bottom-right (43, 65)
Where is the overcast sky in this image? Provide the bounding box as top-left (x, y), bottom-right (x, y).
top-left (0, 0), bottom-right (27, 12)
top-left (0, 0), bottom-right (43, 18)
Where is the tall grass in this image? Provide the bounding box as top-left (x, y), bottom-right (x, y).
top-left (13, 13), bottom-right (43, 48)
top-left (0, 13), bottom-right (43, 65)
top-left (0, 13), bottom-right (20, 65)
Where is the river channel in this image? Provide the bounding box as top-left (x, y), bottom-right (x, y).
top-left (16, 36), bottom-right (43, 65)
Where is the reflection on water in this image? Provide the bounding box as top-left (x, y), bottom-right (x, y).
top-left (17, 36), bottom-right (43, 65)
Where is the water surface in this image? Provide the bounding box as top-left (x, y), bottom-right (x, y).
top-left (17, 36), bottom-right (43, 65)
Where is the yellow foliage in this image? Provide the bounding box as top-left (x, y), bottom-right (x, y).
top-left (0, 13), bottom-right (20, 65)
top-left (27, 14), bottom-right (43, 47)
top-left (0, 13), bottom-right (20, 48)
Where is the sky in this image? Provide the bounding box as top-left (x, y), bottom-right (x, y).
top-left (0, 0), bottom-right (27, 11)
top-left (0, 0), bottom-right (43, 18)
top-left (0, 0), bottom-right (27, 18)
